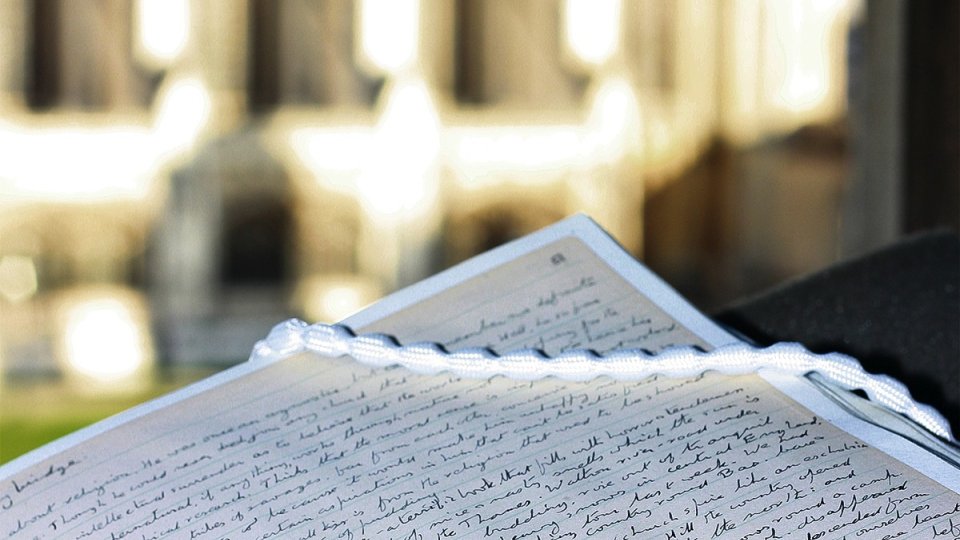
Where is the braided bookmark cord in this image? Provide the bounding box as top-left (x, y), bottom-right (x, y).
top-left (251, 319), bottom-right (956, 443)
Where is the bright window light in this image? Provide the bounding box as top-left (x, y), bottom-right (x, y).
top-left (0, 76), bottom-right (212, 206)
top-left (290, 127), bottom-right (371, 174)
top-left (565, 0), bottom-right (621, 66)
top-left (584, 76), bottom-right (642, 163)
top-left (298, 275), bottom-right (382, 323)
top-left (357, 78), bottom-right (440, 220)
top-left (0, 121), bottom-right (156, 203)
top-left (767, 0), bottom-right (848, 113)
top-left (136, 0), bottom-right (190, 68)
top-left (0, 256), bottom-right (37, 303)
top-left (450, 125), bottom-right (582, 188)
top-left (62, 297), bottom-right (149, 383)
top-left (153, 76), bottom-right (212, 159)
top-left (358, 0), bottom-right (420, 74)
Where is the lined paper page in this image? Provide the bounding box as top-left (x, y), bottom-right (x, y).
top-left (2, 216), bottom-right (957, 539)
top-left (3, 354), bottom-right (958, 540)
top-left (354, 236), bottom-right (711, 354)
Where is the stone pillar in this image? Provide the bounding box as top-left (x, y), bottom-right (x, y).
top-left (190, 0), bottom-right (249, 131)
top-left (0, 0), bottom-right (28, 109)
top-left (841, 0), bottom-right (904, 257)
top-left (58, 0), bottom-right (145, 109)
top-left (466, 0), bottom-right (579, 107)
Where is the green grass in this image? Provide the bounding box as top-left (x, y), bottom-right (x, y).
top-left (0, 368), bottom-right (218, 465)
top-left (0, 419), bottom-right (100, 463)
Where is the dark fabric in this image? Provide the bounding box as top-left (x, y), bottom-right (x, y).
top-left (716, 230), bottom-right (960, 436)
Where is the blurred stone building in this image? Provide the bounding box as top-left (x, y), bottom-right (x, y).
top-left (0, 1), bottom-right (953, 381)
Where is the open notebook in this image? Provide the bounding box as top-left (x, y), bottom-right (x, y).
top-left (1, 215), bottom-right (958, 539)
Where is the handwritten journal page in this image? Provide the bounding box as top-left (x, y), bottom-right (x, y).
top-left (349, 231), bottom-right (960, 476)
top-left (353, 236), bottom-right (711, 354)
top-left (2, 216), bottom-right (959, 539)
top-left (4, 354), bottom-right (959, 539)
top-left (343, 214), bottom-right (737, 350)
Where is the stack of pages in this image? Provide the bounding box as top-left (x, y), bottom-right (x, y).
top-left (2, 215), bottom-right (958, 539)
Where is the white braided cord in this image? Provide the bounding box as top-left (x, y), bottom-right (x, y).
top-left (250, 319), bottom-right (956, 442)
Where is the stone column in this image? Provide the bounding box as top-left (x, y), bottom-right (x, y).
top-left (0, 0), bottom-right (28, 109)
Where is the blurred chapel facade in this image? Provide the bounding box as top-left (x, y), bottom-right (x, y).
top-left (0, 0), bottom-right (955, 380)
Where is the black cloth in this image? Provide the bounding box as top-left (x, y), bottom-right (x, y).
top-left (716, 230), bottom-right (960, 436)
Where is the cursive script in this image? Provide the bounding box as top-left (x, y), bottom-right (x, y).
top-left (359, 237), bottom-right (709, 355)
top-left (2, 235), bottom-right (957, 539)
top-left (2, 357), bottom-right (959, 540)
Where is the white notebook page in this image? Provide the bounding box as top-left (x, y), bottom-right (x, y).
top-left (3, 355), bottom-right (958, 539)
top-left (354, 236), bottom-right (711, 354)
top-left (2, 216), bottom-right (958, 539)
